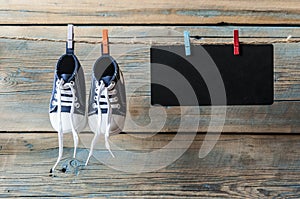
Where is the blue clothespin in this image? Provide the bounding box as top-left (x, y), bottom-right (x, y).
top-left (184, 31), bottom-right (191, 56)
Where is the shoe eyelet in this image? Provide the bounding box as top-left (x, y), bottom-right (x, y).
top-left (116, 104), bottom-right (121, 109)
top-left (75, 103), bottom-right (80, 108)
top-left (109, 90), bottom-right (116, 95)
top-left (92, 103), bottom-right (96, 109)
top-left (114, 97), bottom-right (118, 101)
top-left (74, 97), bottom-right (78, 101)
top-left (70, 81), bottom-right (75, 86)
top-left (94, 96), bottom-right (97, 101)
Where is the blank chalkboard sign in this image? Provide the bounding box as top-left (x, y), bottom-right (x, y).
top-left (151, 45), bottom-right (273, 106)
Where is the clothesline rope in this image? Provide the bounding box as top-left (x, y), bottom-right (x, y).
top-left (0, 36), bottom-right (300, 45)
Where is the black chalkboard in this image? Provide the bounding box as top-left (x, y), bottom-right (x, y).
top-left (151, 45), bottom-right (273, 106)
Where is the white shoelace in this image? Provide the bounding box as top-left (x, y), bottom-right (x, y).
top-left (94, 80), bottom-right (116, 158)
top-left (85, 80), bottom-right (120, 165)
top-left (51, 78), bottom-right (79, 172)
top-left (54, 78), bottom-right (79, 136)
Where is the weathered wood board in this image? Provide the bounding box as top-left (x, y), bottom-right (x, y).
top-left (1, 133), bottom-right (300, 197)
top-left (1, 0), bottom-right (299, 197)
top-left (1, 0), bottom-right (300, 24)
top-left (0, 26), bottom-right (299, 132)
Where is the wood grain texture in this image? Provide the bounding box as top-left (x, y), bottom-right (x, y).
top-left (1, 0), bottom-right (300, 24)
top-left (1, 133), bottom-right (300, 197)
top-left (0, 26), bottom-right (299, 132)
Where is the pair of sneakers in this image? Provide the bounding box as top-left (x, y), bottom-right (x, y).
top-left (49, 29), bottom-right (126, 173)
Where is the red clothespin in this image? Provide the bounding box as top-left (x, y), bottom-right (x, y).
top-left (233, 30), bottom-right (239, 55)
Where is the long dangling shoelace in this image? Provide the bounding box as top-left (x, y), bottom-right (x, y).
top-left (51, 79), bottom-right (79, 171)
top-left (85, 80), bottom-right (119, 165)
top-left (95, 80), bottom-right (115, 157)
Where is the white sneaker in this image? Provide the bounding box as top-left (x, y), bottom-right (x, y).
top-left (86, 54), bottom-right (126, 165)
top-left (49, 32), bottom-right (86, 173)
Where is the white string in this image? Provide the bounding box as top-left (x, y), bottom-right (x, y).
top-left (85, 80), bottom-right (115, 166)
top-left (51, 79), bottom-right (78, 172)
top-left (68, 83), bottom-right (79, 159)
top-left (51, 79), bottom-right (64, 172)
top-left (103, 85), bottom-right (114, 158)
top-left (96, 81), bottom-right (115, 158)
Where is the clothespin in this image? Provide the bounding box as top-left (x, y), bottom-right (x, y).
top-left (67, 24), bottom-right (74, 53)
top-left (102, 29), bottom-right (109, 55)
top-left (233, 30), bottom-right (239, 56)
top-left (184, 31), bottom-right (191, 56)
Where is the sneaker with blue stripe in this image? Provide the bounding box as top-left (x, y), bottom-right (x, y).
top-left (85, 30), bottom-right (126, 165)
top-left (49, 25), bottom-right (86, 173)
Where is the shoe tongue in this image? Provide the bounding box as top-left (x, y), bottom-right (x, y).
top-left (100, 76), bottom-right (113, 86)
top-left (60, 74), bottom-right (72, 82)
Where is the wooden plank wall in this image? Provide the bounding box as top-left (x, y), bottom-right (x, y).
top-left (0, 1), bottom-right (299, 133)
top-left (2, 133), bottom-right (300, 198)
top-left (1, 1), bottom-right (300, 198)
top-left (0, 26), bottom-right (300, 132)
top-left (2, 0), bottom-right (300, 25)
